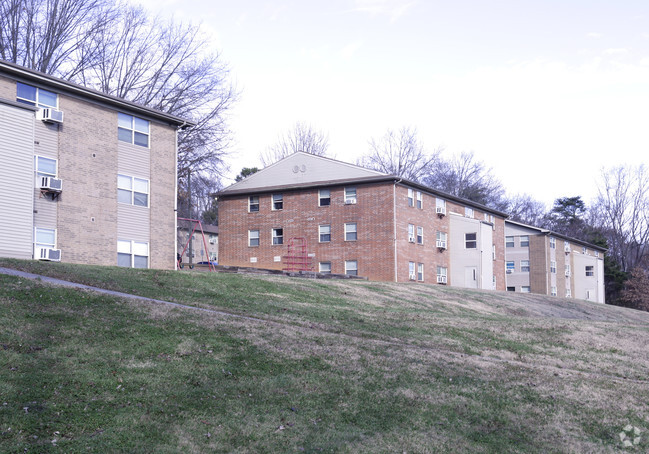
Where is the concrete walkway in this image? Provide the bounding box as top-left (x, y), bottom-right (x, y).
top-left (0, 266), bottom-right (263, 322)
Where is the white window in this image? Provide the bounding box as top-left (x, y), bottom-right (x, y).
top-left (344, 223), bottom-right (357, 241)
top-left (564, 241), bottom-right (571, 252)
top-left (17, 82), bottom-right (57, 108)
top-left (35, 228), bottom-right (56, 250)
top-left (272, 194), bottom-right (283, 210)
top-left (118, 113), bottom-right (149, 147)
top-left (520, 235), bottom-right (529, 247)
top-left (551, 286), bottom-right (557, 296)
top-left (248, 196), bottom-right (259, 212)
top-left (595, 251), bottom-right (599, 258)
top-left (521, 286), bottom-right (531, 293)
top-left (585, 265), bottom-right (594, 277)
top-left (550, 260), bottom-right (556, 273)
top-left (549, 237), bottom-right (556, 249)
top-left (407, 188), bottom-right (414, 207)
top-left (319, 189), bottom-right (330, 206)
top-left (521, 260), bottom-right (530, 272)
top-left (408, 261), bottom-right (416, 280)
top-left (437, 266), bottom-right (447, 284)
top-left (506, 261), bottom-right (515, 273)
top-left (117, 240), bottom-right (149, 268)
top-left (34, 156), bottom-right (57, 177)
top-left (319, 262), bottom-right (331, 274)
top-left (436, 231), bottom-right (447, 249)
top-left (408, 224), bottom-right (415, 242)
top-left (565, 264), bottom-right (571, 276)
top-left (272, 228), bottom-right (283, 245)
top-left (319, 224), bottom-right (331, 242)
top-left (416, 226), bottom-right (423, 244)
top-left (465, 232), bottom-right (477, 249)
top-left (582, 246), bottom-right (587, 254)
top-left (248, 230), bottom-right (260, 247)
top-left (465, 207), bottom-right (474, 218)
top-left (416, 191), bottom-right (422, 209)
top-left (436, 198), bottom-right (446, 212)
top-left (417, 263), bottom-right (424, 281)
top-left (566, 289), bottom-right (572, 297)
top-left (344, 187), bottom-right (357, 204)
top-left (492, 244), bottom-right (496, 261)
top-left (118, 174), bottom-right (149, 207)
top-left (345, 260), bottom-right (358, 276)
top-left (506, 236), bottom-right (514, 247)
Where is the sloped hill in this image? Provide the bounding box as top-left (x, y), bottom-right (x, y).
top-left (1, 259), bottom-right (648, 453)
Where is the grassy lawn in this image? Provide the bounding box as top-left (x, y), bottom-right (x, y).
top-left (1, 259), bottom-right (648, 452)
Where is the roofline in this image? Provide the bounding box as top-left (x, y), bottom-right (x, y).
top-left (0, 59), bottom-right (195, 128)
top-left (505, 219), bottom-right (607, 252)
top-left (218, 172), bottom-right (509, 217)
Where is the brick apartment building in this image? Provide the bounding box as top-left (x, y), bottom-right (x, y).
top-left (218, 152), bottom-right (508, 288)
top-left (505, 220), bottom-right (606, 302)
top-left (0, 59), bottom-right (191, 269)
top-left (177, 222), bottom-right (219, 264)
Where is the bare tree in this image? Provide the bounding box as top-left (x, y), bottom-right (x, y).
top-left (505, 193), bottom-right (548, 226)
top-left (424, 151), bottom-right (507, 210)
top-left (358, 127), bottom-right (441, 182)
top-left (592, 164), bottom-right (649, 272)
top-left (260, 122), bottom-right (330, 166)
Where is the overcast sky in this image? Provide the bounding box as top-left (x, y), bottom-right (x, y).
top-left (135, 0), bottom-right (649, 207)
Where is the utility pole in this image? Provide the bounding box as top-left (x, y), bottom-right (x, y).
top-left (188, 170), bottom-right (193, 268)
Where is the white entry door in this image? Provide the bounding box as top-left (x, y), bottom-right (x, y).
top-left (465, 266), bottom-right (478, 288)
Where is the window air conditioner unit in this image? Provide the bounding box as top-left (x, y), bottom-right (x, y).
top-left (436, 240), bottom-right (447, 249)
top-left (36, 247), bottom-right (61, 262)
top-left (409, 273), bottom-right (417, 281)
top-left (209, 239), bottom-right (216, 244)
top-left (565, 271), bottom-right (571, 277)
top-left (40, 176), bottom-right (63, 192)
top-left (408, 236), bottom-right (415, 243)
top-left (345, 199), bottom-right (357, 205)
top-left (437, 275), bottom-right (447, 284)
top-left (436, 207), bottom-right (446, 216)
top-left (506, 269), bottom-right (513, 274)
top-left (37, 108), bottom-right (64, 124)
top-left (564, 246), bottom-right (571, 253)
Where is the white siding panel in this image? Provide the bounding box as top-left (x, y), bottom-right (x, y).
top-left (34, 121), bottom-right (58, 159)
top-left (0, 104), bottom-right (35, 259)
top-left (117, 204), bottom-right (150, 241)
top-left (480, 222), bottom-right (493, 290)
top-left (33, 188), bottom-right (57, 229)
top-left (118, 142), bottom-right (150, 178)
top-left (449, 214), bottom-right (482, 288)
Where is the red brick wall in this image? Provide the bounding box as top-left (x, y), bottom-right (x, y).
top-left (218, 182), bottom-right (396, 281)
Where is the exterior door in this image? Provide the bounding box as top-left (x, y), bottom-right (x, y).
top-left (465, 266), bottom-right (478, 288)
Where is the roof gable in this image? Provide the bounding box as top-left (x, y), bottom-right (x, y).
top-left (221, 152), bottom-right (387, 193)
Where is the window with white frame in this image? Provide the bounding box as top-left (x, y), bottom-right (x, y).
top-left (585, 265), bottom-right (594, 277)
top-left (319, 262), bottom-right (331, 274)
top-left (17, 82), bottom-right (57, 108)
top-left (521, 286), bottom-right (531, 293)
top-left (344, 187), bottom-right (357, 204)
top-left (248, 196), bottom-right (259, 212)
top-left (408, 261), bottom-right (416, 279)
top-left (520, 235), bottom-right (529, 247)
top-left (551, 286), bottom-right (557, 296)
top-left (582, 246), bottom-right (587, 254)
top-left (465, 207), bottom-right (474, 218)
top-left (345, 260), bottom-right (358, 276)
top-left (117, 240), bottom-right (149, 268)
top-left (118, 113), bottom-right (149, 147)
top-left (492, 244), bottom-right (496, 260)
top-left (436, 198), bottom-right (446, 212)
top-left (521, 260), bottom-right (530, 272)
top-left (549, 237), bottom-right (556, 249)
top-left (272, 194), bottom-right (283, 210)
top-left (416, 191), bottom-right (422, 209)
top-left (319, 189), bottom-right (331, 206)
top-left (436, 231), bottom-right (447, 248)
top-left (550, 260), bottom-right (556, 273)
top-left (437, 266), bottom-right (447, 283)
top-left (416, 226), bottom-right (423, 244)
top-left (272, 228), bottom-right (283, 245)
top-left (34, 156), bottom-right (57, 177)
top-left (565, 264), bottom-right (571, 276)
top-left (465, 232), bottom-right (477, 249)
top-left (319, 224), bottom-right (331, 242)
top-left (34, 228), bottom-right (56, 250)
top-left (506, 261), bottom-right (515, 273)
top-left (248, 230), bottom-right (260, 247)
top-left (506, 236), bottom-right (514, 247)
top-left (595, 251), bottom-right (599, 257)
top-left (408, 224), bottom-right (415, 242)
top-left (417, 263), bottom-right (424, 281)
top-left (344, 223), bottom-right (357, 241)
top-left (566, 288), bottom-right (572, 297)
top-left (118, 174), bottom-right (149, 207)
top-left (407, 188), bottom-right (414, 207)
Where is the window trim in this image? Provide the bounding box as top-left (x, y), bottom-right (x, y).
top-left (248, 196), bottom-right (260, 212)
top-left (465, 232), bottom-right (477, 249)
top-left (318, 189), bottom-right (331, 207)
top-left (319, 261), bottom-right (332, 274)
top-left (521, 260), bottom-right (530, 272)
top-left (345, 260), bottom-right (358, 276)
top-left (272, 228), bottom-right (284, 245)
top-left (416, 226), bottom-right (423, 244)
top-left (585, 265), bottom-right (594, 277)
top-left (505, 236), bottom-right (514, 248)
top-left (117, 174), bottom-right (149, 208)
top-left (344, 222), bottom-right (357, 242)
top-left (407, 188), bottom-right (414, 207)
top-left (520, 235), bottom-right (529, 247)
top-left (417, 263), bottom-right (424, 281)
top-left (34, 227), bottom-right (56, 250)
top-left (416, 191), bottom-right (422, 209)
top-left (248, 229), bottom-right (260, 247)
top-left (319, 224), bottom-right (331, 243)
top-left (344, 187), bottom-right (357, 204)
top-left (34, 155), bottom-right (57, 178)
top-left (506, 261), bottom-right (515, 273)
top-left (117, 239), bottom-right (149, 269)
top-left (271, 193), bottom-right (283, 211)
top-left (17, 82), bottom-right (58, 108)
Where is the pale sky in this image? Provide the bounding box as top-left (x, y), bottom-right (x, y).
top-left (134, 0), bottom-right (649, 207)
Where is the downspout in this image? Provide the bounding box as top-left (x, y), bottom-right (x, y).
top-left (174, 122), bottom-right (185, 270)
top-left (393, 179), bottom-right (401, 282)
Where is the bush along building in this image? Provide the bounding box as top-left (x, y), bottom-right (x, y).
top-left (0, 59), bottom-right (192, 269)
top-left (217, 152), bottom-right (508, 289)
top-left (505, 220), bottom-right (606, 303)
